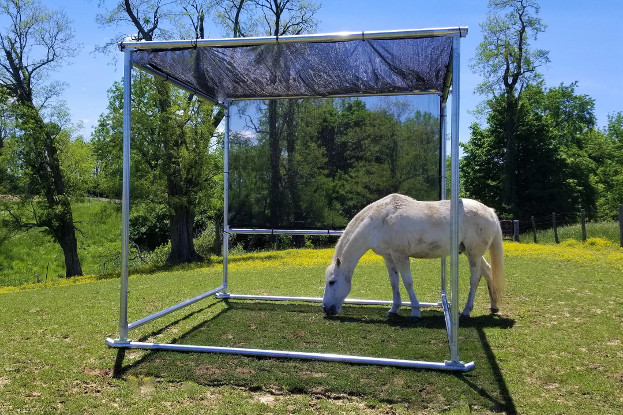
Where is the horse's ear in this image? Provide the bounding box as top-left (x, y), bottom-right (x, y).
top-left (336, 257), bottom-right (341, 268)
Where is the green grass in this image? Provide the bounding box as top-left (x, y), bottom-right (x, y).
top-left (0, 199), bottom-right (122, 286)
top-left (1, 243), bottom-right (622, 414)
top-left (520, 220), bottom-right (620, 244)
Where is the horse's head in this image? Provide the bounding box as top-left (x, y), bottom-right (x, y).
top-left (322, 257), bottom-right (352, 316)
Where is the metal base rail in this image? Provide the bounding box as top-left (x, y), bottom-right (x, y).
top-left (106, 336), bottom-right (475, 371)
top-left (107, 290), bottom-right (474, 372)
top-left (128, 286), bottom-right (225, 331)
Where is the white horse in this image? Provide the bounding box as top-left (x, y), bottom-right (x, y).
top-left (322, 193), bottom-right (504, 320)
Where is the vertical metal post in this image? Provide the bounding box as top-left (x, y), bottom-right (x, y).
top-left (449, 33), bottom-right (461, 364)
top-left (531, 216), bottom-right (537, 243)
top-left (221, 102), bottom-right (231, 293)
top-left (440, 102), bottom-right (448, 294)
top-left (118, 47), bottom-right (133, 343)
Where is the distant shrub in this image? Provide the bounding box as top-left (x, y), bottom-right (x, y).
top-left (130, 202), bottom-right (169, 250)
top-left (148, 242), bottom-right (171, 266)
top-left (194, 222), bottom-right (216, 259)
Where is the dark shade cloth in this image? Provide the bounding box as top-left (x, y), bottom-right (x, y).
top-left (131, 36), bottom-right (453, 102)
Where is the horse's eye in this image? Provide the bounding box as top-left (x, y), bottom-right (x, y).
top-left (328, 280), bottom-right (335, 286)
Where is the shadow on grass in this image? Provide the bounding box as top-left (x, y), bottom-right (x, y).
top-left (115, 300), bottom-right (516, 413)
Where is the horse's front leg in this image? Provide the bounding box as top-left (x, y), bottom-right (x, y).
top-left (391, 254), bottom-right (420, 320)
top-left (461, 257), bottom-right (482, 318)
top-left (383, 256), bottom-right (402, 315)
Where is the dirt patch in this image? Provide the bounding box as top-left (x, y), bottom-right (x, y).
top-left (299, 371), bottom-right (327, 378)
top-left (0, 377), bottom-right (10, 388)
top-left (83, 367), bottom-right (113, 378)
top-left (235, 367), bottom-right (255, 375)
top-left (195, 366), bottom-right (224, 377)
top-left (252, 394), bottom-right (279, 406)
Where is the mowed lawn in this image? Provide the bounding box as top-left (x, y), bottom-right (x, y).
top-left (1, 242), bottom-right (622, 414)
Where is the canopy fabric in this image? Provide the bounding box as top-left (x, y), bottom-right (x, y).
top-left (130, 34), bottom-right (455, 103)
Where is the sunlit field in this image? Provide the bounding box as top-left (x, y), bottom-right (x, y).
top-left (1, 240), bottom-right (622, 414)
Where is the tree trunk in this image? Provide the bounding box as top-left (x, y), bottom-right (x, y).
top-left (268, 100), bottom-right (281, 228)
top-left (58, 210), bottom-right (83, 277)
top-left (168, 203), bottom-right (201, 263)
top-left (34, 109), bottom-right (84, 278)
top-left (153, 79), bottom-right (202, 264)
top-left (503, 93), bottom-right (519, 216)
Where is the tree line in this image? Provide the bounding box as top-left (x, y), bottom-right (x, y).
top-left (462, 0), bottom-right (623, 223)
top-left (1, 0), bottom-right (622, 279)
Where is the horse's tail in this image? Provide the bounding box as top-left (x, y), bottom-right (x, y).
top-left (488, 219), bottom-right (505, 309)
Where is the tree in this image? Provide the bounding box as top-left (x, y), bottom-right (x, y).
top-left (97, 0), bottom-right (224, 263)
top-left (0, 0), bottom-right (84, 277)
top-left (592, 112), bottom-right (623, 218)
top-left (217, 0), bottom-right (319, 228)
top-left (461, 82), bottom-right (598, 220)
top-left (471, 0), bottom-right (549, 216)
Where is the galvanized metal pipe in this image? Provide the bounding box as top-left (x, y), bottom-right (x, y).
top-left (105, 338), bottom-right (475, 371)
top-left (440, 102), bottom-right (448, 296)
top-left (449, 33), bottom-right (461, 364)
top-left (216, 293), bottom-right (442, 308)
top-left (222, 102), bottom-right (231, 294)
top-left (118, 47), bottom-right (133, 343)
top-left (128, 286), bottom-right (225, 331)
top-left (229, 228), bottom-right (343, 236)
top-left (121, 27), bottom-right (468, 50)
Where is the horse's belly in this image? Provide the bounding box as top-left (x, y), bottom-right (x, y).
top-left (407, 243), bottom-right (449, 259)
top-left (373, 235), bottom-right (449, 259)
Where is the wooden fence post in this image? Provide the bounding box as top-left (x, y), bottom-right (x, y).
top-left (513, 220), bottom-right (520, 242)
top-left (553, 212), bottom-right (559, 244)
top-left (531, 216), bottom-right (537, 243)
top-left (581, 209), bottom-right (587, 242)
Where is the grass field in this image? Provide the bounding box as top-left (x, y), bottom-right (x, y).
top-left (0, 199), bottom-right (122, 287)
top-left (1, 242), bottom-right (622, 414)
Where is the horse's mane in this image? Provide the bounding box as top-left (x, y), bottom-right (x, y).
top-left (334, 204), bottom-right (371, 260)
top-left (334, 194), bottom-right (411, 261)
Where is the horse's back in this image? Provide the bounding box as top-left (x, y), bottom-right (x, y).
top-left (364, 195), bottom-right (499, 259)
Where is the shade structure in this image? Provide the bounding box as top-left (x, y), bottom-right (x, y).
top-left (124, 27), bottom-right (465, 103)
top-left (109, 27), bottom-right (473, 372)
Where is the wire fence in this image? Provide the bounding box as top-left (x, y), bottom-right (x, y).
top-left (500, 206), bottom-right (623, 247)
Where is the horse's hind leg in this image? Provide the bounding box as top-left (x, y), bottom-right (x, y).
top-left (391, 254), bottom-right (421, 320)
top-left (461, 256), bottom-right (482, 318)
top-left (480, 257), bottom-right (499, 313)
top-left (383, 256), bottom-right (402, 315)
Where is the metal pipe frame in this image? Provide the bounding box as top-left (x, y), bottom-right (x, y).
top-left (216, 293), bottom-right (442, 309)
top-left (448, 33), bottom-right (462, 365)
top-left (229, 227), bottom-right (343, 236)
top-left (120, 27), bottom-right (468, 50)
top-left (108, 31), bottom-right (473, 372)
top-left (104, 338), bottom-right (475, 371)
top-left (117, 47), bottom-right (133, 344)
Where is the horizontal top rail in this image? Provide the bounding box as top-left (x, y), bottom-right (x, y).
top-left (229, 227), bottom-right (343, 236)
top-left (121, 27), bottom-right (468, 50)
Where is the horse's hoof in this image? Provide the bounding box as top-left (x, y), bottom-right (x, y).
top-left (459, 313), bottom-right (470, 322)
top-left (410, 315), bottom-right (421, 323)
top-left (490, 307), bottom-right (499, 314)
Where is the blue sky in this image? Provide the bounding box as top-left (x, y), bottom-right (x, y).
top-left (45, 0), bottom-right (622, 141)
